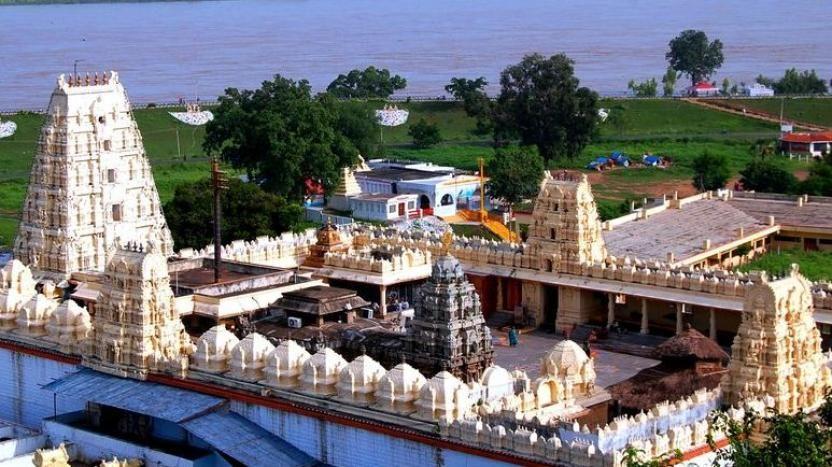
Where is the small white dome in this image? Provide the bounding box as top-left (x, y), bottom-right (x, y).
top-left (231, 332), bottom-right (274, 363)
top-left (481, 365), bottom-right (512, 388)
top-left (381, 362), bottom-right (426, 392)
top-left (267, 340), bottom-right (311, 372)
top-left (340, 354), bottom-right (386, 386)
top-left (421, 370), bottom-right (467, 404)
top-left (541, 340), bottom-right (589, 377)
top-left (50, 300), bottom-right (89, 327)
top-left (195, 325), bottom-right (240, 358)
top-left (304, 348), bottom-right (348, 376)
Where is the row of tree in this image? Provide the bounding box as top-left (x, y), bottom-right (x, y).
top-left (629, 29), bottom-right (828, 97)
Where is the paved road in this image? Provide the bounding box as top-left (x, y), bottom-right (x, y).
top-left (493, 330), bottom-right (660, 388)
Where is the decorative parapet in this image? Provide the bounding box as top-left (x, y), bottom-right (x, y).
top-left (441, 388), bottom-right (765, 467)
top-left (179, 228), bottom-right (320, 268)
top-left (323, 245), bottom-right (431, 273)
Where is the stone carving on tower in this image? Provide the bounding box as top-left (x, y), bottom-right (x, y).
top-left (84, 241), bottom-right (193, 379)
top-left (14, 72), bottom-right (173, 280)
top-left (722, 265), bottom-right (832, 413)
top-left (527, 171), bottom-right (607, 274)
top-left (402, 232), bottom-right (494, 382)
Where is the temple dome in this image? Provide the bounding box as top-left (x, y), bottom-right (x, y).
top-left (229, 332), bottom-right (274, 381)
top-left (263, 340), bottom-right (311, 389)
top-left (300, 348), bottom-right (348, 395)
top-left (336, 354), bottom-right (387, 405)
top-left (16, 294), bottom-right (58, 336)
top-left (415, 370), bottom-right (470, 422)
top-left (192, 325), bottom-right (240, 373)
top-left (541, 340), bottom-right (589, 378)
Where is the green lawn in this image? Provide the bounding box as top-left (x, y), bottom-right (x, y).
top-left (0, 97), bottom-right (823, 249)
top-left (729, 97), bottom-right (832, 127)
top-left (738, 249), bottom-right (832, 281)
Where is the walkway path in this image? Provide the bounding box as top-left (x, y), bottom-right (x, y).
top-left (683, 98), bottom-right (828, 132)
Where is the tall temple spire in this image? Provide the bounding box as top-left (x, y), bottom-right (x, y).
top-left (13, 71), bottom-right (173, 280)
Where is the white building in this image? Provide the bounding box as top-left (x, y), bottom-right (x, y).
top-left (349, 193), bottom-right (419, 222)
top-left (742, 82), bottom-right (775, 97)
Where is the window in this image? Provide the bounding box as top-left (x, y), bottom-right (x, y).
top-left (407, 201), bottom-right (415, 210)
top-left (550, 228), bottom-right (557, 240)
top-left (107, 169), bottom-right (116, 183)
top-left (388, 205), bottom-right (396, 214)
top-left (112, 204), bottom-right (122, 222)
top-left (440, 194), bottom-right (453, 206)
top-left (103, 140), bottom-right (112, 151)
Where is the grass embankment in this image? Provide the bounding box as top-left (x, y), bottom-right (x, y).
top-left (728, 97), bottom-right (832, 128)
top-left (0, 98), bottom-right (819, 248)
top-left (738, 249), bottom-right (832, 282)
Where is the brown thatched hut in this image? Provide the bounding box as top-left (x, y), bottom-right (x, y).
top-left (651, 323), bottom-right (729, 373)
top-left (608, 324), bottom-right (729, 414)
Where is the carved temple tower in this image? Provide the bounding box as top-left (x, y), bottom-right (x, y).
top-left (84, 241), bottom-right (193, 380)
top-left (527, 172), bottom-right (607, 275)
top-left (14, 72), bottom-right (173, 280)
top-left (402, 233), bottom-right (493, 382)
top-left (722, 265), bottom-right (832, 413)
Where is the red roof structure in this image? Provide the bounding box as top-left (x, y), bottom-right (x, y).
top-left (779, 131), bottom-right (832, 144)
top-left (691, 81), bottom-right (718, 91)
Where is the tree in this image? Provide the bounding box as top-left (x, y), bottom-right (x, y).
top-left (800, 161), bottom-right (832, 196)
top-left (708, 404), bottom-right (832, 467)
top-left (773, 68), bottom-right (828, 95)
top-left (691, 151), bottom-right (731, 191)
top-left (322, 96), bottom-right (377, 156)
top-left (327, 66), bottom-right (407, 99)
top-left (740, 157), bottom-right (797, 194)
top-left (204, 75), bottom-right (366, 201)
top-left (493, 53), bottom-right (599, 163)
top-left (445, 77), bottom-right (493, 135)
top-left (408, 118), bottom-right (442, 149)
top-left (628, 78), bottom-right (658, 97)
top-left (486, 146), bottom-right (545, 209)
top-left (661, 67), bottom-right (680, 97)
top-left (666, 30), bottom-right (724, 86)
top-left (622, 446), bottom-right (682, 467)
top-left (721, 77), bottom-right (732, 96)
top-left (164, 178), bottom-right (303, 250)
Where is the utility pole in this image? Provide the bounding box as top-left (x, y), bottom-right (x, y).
top-left (478, 157), bottom-right (486, 223)
top-left (211, 158), bottom-right (228, 283)
top-left (175, 127), bottom-right (182, 160)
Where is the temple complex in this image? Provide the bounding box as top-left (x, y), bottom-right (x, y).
top-left (3, 72), bottom-right (832, 466)
top-left (13, 72), bottom-right (173, 281)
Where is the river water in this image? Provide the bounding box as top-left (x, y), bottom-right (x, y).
top-left (0, 0), bottom-right (830, 109)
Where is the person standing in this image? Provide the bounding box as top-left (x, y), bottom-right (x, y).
top-left (508, 326), bottom-right (519, 347)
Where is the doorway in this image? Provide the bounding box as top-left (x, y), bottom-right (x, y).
top-left (543, 285), bottom-right (559, 329)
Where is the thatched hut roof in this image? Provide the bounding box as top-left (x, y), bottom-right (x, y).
top-left (608, 364), bottom-right (724, 413)
top-left (651, 324), bottom-right (729, 363)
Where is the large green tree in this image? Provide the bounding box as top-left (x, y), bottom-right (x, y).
top-left (486, 146), bottom-right (545, 208)
top-left (327, 66), bottom-right (407, 99)
top-left (492, 53), bottom-right (599, 163)
top-left (204, 75), bottom-right (368, 200)
top-left (164, 178), bottom-right (303, 250)
top-left (666, 30), bottom-right (724, 86)
top-left (408, 118), bottom-right (442, 149)
top-left (691, 151), bottom-right (731, 191)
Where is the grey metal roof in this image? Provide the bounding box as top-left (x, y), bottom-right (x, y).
top-left (182, 411), bottom-right (322, 467)
top-left (43, 369), bottom-right (225, 423)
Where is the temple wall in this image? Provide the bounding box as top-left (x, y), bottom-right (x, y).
top-left (231, 401), bottom-right (514, 467)
top-left (0, 347), bottom-right (82, 428)
top-left (557, 286), bottom-right (604, 332)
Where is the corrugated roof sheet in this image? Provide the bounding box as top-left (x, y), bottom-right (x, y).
top-left (43, 369), bottom-right (225, 423)
top-left (182, 411), bottom-right (321, 467)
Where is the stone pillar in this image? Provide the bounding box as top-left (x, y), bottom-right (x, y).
top-left (640, 298), bottom-right (649, 335)
top-left (379, 284), bottom-right (387, 317)
top-left (709, 307), bottom-right (717, 340)
top-left (496, 277), bottom-right (504, 312)
top-left (607, 294), bottom-right (615, 328)
top-left (676, 303), bottom-right (685, 335)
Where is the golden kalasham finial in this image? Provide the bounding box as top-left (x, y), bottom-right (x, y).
top-left (441, 230), bottom-right (453, 255)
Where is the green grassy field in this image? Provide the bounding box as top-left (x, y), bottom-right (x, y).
top-left (0, 97), bottom-right (814, 249)
top-left (739, 249), bottom-right (832, 281)
top-left (729, 97), bottom-right (832, 127)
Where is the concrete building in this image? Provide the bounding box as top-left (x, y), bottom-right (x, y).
top-left (779, 130), bottom-right (832, 157)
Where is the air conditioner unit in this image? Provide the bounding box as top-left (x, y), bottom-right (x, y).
top-left (287, 317), bottom-right (303, 329)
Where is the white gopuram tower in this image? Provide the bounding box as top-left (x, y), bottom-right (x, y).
top-left (14, 72), bottom-right (173, 280)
